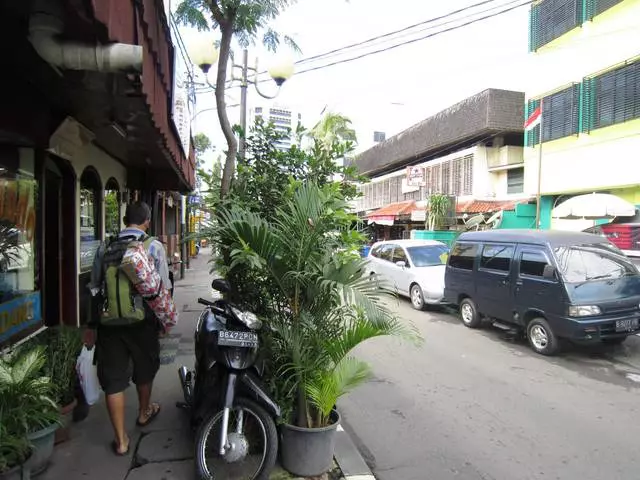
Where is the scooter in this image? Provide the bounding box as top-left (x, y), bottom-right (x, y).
top-left (177, 278), bottom-right (280, 480)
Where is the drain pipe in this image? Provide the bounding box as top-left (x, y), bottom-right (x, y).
top-left (29, 0), bottom-right (143, 72)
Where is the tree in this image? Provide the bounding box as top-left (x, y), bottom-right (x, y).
top-left (192, 132), bottom-right (213, 168)
top-left (309, 112), bottom-right (358, 151)
top-left (175, 0), bottom-right (300, 199)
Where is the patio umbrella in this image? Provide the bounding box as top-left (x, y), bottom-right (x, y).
top-left (552, 193), bottom-right (637, 219)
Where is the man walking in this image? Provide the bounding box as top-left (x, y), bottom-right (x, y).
top-left (84, 201), bottom-right (172, 456)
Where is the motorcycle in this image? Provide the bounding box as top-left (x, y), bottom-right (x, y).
top-left (177, 278), bottom-right (280, 480)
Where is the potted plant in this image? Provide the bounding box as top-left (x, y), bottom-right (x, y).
top-left (0, 346), bottom-right (60, 477)
top-left (0, 421), bottom-right (32, 480)
top-left (38, 326), bottom-right (83, 444)
top-left (215, 182), bottom-right (419, 477)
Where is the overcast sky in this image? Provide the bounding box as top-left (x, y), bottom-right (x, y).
top-left (176, 0), bottom-right (531, 162)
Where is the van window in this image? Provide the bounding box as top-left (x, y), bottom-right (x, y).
top-left (449, 243), bottom-right (478, 270)
top-left (520, 251), bottom-right (550, 277)
top-left (392, 246), bottom-right (408, 264)
top-left (480, 244), bottom-right (514, 273)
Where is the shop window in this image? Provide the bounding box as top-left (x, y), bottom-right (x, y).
top-left (104, 178), bottom-right (121, 241)
top-left (79, 167), bottom-right (102, 272)
top-left (0, 147), bottom-right (40, 347)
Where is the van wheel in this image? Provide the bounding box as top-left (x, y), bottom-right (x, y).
top-left (459, 298), bottom-right (481, 328)
top-left (527, 317), bottom-right (559, 356)
top-left (410, 284), bottom-right (426, 311)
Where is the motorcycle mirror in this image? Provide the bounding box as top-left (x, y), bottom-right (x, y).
top-left (211, 278), bottom-right (231, 293)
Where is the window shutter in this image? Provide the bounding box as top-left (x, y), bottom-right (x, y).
top-left (540, 84), bottom-right (580, 143)
top-left (591, 60), bottom-right (640, 131)
top-left (462, 155), bottom-right (473, 195)
top-left (589, 0), bottom-right (624, 18)
top-left (442, 161), bottom-right (451, 195)
top-left (531, 0), bottom-right (583, 50)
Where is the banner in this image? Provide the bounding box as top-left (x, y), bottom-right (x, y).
top-left (406, 166), bottom-right (425, 187)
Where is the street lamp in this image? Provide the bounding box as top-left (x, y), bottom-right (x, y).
top-left (188, 38), bottom-right (295, 158)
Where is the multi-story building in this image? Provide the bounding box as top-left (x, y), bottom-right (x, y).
top-left (0, 0), bottom-right (196, 349)
top-left (523, 0), bottom-right (640, 229)
top-left (351, 89), bottom-right (533, 240)
top-left (250, 104), bottom-right (302, 150)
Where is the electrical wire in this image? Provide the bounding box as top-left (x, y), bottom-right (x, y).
top-left (262, 0), bottom-right (534, 80)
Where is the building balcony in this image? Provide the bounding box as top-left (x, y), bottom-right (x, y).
top-left (486, 146), bottom-right (524, 171)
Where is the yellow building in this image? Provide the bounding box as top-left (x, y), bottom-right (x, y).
top-left (523, 0), bottom-right (640, 230)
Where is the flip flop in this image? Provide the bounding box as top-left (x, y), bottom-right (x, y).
top-left (111, 439), bottom-right (130, 456)
top-left (136, 403), bottom-right (161, 427)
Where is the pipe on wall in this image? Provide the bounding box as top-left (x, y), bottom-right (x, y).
top-left (29, 0), bottom-right (143, 72)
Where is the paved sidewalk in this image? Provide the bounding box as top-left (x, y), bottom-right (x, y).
top-left (39, 248), bottom-right (371, 480)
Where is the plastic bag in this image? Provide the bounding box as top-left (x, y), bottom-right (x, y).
top-left (76, 346), bottom-right (101, 406)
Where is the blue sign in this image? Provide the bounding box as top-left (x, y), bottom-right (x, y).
top-left (188, 195), bottom-right (201, 204)
top-left (0, 292), bottom-right (42, 344)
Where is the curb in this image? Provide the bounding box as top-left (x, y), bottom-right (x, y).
top-left (334, 424), bottom-right (375, 480)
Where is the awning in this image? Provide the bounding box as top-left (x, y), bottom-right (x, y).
top-left (456, 199), bottom-right (529, 214)
top-left (366, 200), bottom-right (416, 225)
top-left (552, 193), bottom-right (637, 219)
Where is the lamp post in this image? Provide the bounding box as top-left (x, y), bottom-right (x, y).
top-left (188, 36), bottom-right (295, 159)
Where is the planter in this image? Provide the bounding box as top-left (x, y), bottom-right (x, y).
top-left (54, 399), bottom-right (77, 445)
top-left (0, 456), bottom-right (32, 480)
top-left (26, 423), bottom-right (57, 476)
top-left (280, 410), bottom-right (341, 477)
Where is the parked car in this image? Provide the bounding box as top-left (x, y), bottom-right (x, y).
top-left (444, 229), bottom-right (640, 356)
top-left (366, 239), bottom-right (450, 310)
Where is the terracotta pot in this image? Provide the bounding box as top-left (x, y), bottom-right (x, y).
top-left (54, 399), bottom-right (77, 445)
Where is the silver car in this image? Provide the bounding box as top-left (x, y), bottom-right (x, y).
top-left (366, 239), bottom-right (450, 310)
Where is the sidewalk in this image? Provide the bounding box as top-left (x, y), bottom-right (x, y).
top-left (39, 248), bottom-right (372, 480)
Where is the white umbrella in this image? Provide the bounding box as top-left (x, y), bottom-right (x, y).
top-left (552, 193), bottom-right (637, 219)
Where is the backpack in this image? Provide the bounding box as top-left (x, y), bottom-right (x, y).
top-left (100, 234), bottom-right (156, 326)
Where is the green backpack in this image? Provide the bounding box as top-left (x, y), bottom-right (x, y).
top-left (100, 234), bottom-right (156, 326)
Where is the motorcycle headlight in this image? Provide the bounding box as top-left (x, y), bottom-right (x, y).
top-left (568, 305), bottom-right (601, 317)
top-left (231, 307), bottom-right (263, 330)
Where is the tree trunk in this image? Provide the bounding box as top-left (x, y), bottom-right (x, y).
top-left (216, 22), bottom-right (237, 199)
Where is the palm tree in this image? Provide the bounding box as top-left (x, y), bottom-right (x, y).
top-left (309, 112), bottom-right (358, 151)
top-left (175, 0), bottom-right (300, 199)
top-left (215, 182), bottom-right (419, 428)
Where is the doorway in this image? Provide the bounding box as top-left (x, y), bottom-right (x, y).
top-left (43, 156), bottom-right (77, 326)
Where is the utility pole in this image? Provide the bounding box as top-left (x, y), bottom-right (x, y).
top-left (534, 99), bottom-right (544, 230)
top-left (238, 49), bottom-right (249, 160)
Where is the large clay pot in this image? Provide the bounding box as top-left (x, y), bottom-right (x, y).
top-left (280, 410), bottom-right (341, 478)
top-left (54, 399), bottom-right (77, 445)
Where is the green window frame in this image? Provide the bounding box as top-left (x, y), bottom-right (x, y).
top-left (583, 59), bottom-right (640, 132)
top-left (529, 0), bottom-right (584, 51)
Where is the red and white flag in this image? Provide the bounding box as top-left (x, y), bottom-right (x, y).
top-left (524, 106), bottom-right (541, 130)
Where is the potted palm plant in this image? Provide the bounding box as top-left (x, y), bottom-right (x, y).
top-left (215, 182), bottom-right (419, 477)
top-left (0, 422), bottom-right (32, 480)
top-left (37, 327), bottom-right (83, 444)
top-left (0, 346), bottom-right (60, 477)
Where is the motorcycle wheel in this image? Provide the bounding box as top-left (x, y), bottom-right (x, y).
top-left (195, 397), bottom-right (278, 480)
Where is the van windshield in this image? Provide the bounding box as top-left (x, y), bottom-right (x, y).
top-left (553, 243), bottom-right (638, 284)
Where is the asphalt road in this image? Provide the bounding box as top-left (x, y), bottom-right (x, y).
top-left (339, 298), bottom-right (640, 480)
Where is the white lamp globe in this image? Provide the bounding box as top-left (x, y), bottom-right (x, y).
top-left (189, 35), bottom-right (219, 73)
top-left (267, 55), bottom-right (295, 86)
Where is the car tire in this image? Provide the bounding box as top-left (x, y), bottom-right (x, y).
top-left (410, 284), bottom-right (426, 311)
top-left (459, 298), bottom-right (481, 328)
top-left (527, 317), bottom-right (559, 356)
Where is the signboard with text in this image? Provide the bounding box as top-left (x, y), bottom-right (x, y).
top-left (0, 292), bottom-right (42, 345)
top-left (406, 166), bottom-right (426, 187)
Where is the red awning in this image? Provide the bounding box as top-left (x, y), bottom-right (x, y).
top-left (366, 200), bottom-right (416, 218)
top-left (456, 199), bottom-right (531, 214)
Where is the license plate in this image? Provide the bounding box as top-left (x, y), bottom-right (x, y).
top-left (217, 330), bottom-right (259, 348)
top-left (615, 319), bottom-right (639, 332)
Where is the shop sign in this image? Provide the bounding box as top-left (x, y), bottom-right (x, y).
top-left (406, 166), bottom-right (425, 187)
top-left (0, 291), bottom-right (41, 345)
top-left (411, 210), bottom-right (426, 222)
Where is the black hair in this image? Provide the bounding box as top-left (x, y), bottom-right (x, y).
top-left (124, 201), bottom-right (151, 226)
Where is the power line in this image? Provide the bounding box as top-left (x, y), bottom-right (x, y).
top-left (296, 0), bottom-right (521, 66)
top-left (276, 0), bottom-right (534, 79)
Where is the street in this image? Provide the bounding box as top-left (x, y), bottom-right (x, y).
top-left (340, 297), bottom-right (640, 480)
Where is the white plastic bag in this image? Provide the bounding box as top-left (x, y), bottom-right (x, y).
top-left (76, 346), bottom-right (101, 406)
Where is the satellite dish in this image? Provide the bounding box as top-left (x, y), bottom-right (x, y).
top-left (486, 210), bottom-right (503, 229)
top-left (464, 214), bottom-right (485, 231)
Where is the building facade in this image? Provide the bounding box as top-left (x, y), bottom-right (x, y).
top-left (524, 0), bottom-right (640, 229)
top-left (0, 0), bottom-right (196, 349)
top-left (250, 104), bottom-right (302, 150)
top-left (351, 89), bottom-right (532, 239)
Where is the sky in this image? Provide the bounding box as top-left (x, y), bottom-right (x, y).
top-left (174, 0), bottom-right (532, 164)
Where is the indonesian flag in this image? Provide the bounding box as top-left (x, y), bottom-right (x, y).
top-left (524, 106), bottom-right (541, 130)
